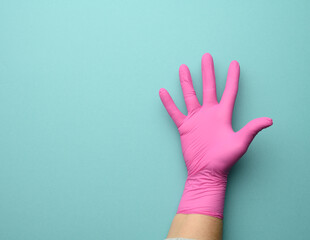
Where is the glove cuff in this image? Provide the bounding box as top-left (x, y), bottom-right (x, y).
top-left (177, 169), bottom-right (228, 219)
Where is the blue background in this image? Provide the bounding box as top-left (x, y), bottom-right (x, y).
top-left (0, 1), bottom-right (309, 239)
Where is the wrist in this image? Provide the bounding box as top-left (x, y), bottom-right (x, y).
top-left (177, 169), bottom-right (228, 219)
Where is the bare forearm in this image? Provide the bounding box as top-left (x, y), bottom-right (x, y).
top-left (167, 214), bottom-right (223, 240)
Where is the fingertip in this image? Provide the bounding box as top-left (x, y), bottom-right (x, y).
top-left (258, 117), bottom-right (273, 131)
top-left (227, 60), bottom-right (240, 80)
top-left (266, 118), bottom-right (273, 126)
top-left (179, 64), bottom-right (189, 74)
top-left (230, 60), bottom-right (240, 69)
top-left (159, 88), bottom-right (167, 97)
top-left (179, 64), bottom-right (187, 70)
top-left (202, 53), bottom-right (213, 63)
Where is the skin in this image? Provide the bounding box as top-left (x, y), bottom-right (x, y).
top-left (167, 214), bottom-right (222, 240)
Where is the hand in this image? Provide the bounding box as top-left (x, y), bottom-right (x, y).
top-left (159, 53), bottom-right (273, 219)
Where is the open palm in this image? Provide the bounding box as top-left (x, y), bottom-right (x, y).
top-left (159, 53), bottom-right (273, 176)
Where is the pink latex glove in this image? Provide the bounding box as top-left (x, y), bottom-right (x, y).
top-left (159, 53), bottom-right (273, 219)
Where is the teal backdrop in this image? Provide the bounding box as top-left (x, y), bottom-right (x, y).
top-left (0, 1), bottom-right (309, 239)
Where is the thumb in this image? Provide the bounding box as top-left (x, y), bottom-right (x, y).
top-left (237, 117), bottom-right (273, 145)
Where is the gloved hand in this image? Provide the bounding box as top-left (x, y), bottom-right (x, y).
top-left (159, 53), bottom-right (273, 219)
